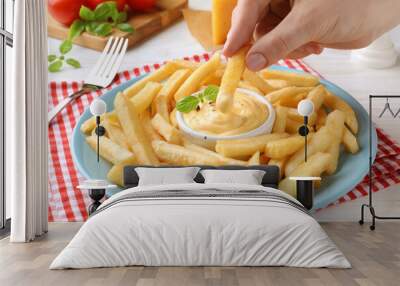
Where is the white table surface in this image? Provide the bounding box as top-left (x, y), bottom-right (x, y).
top-left (48, 0), bottom-right (400, 221)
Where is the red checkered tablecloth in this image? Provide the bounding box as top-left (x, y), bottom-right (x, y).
top-left (48, 54), bottom-right (400, 221)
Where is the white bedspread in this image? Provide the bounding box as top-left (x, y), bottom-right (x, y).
top-left (50, 183), bottom-right (350, 269)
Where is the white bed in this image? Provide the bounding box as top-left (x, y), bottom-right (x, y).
top-left (50, 183), bottom-right (350, 269)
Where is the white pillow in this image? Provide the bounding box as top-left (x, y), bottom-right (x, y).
top-left (135, 167), bottom-right (200, 186)
top-left (200, 169), bottom-right (266, 185)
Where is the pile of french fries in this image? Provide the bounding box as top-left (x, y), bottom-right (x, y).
top-left (80, 50), bottom-right (360, 198)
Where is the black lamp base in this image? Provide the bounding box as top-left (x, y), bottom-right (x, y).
top-left (296, 180), bottom-right (314, 210)
top-left (88, 188), bottom-right (106, 215)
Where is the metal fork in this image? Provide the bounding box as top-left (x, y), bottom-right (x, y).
top-left (48, 37), bottom-right (129, 123)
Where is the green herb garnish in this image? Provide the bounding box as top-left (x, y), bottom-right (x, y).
top-left (176, 85), bottom-right (220, 113)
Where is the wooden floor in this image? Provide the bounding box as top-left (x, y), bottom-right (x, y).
top-left (0, 222), bottom-right (399, 286)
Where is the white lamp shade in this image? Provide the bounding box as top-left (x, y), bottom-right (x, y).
top-left (90, 99), bottom-right (107, 116)
top-left (297, 99), bottom-right (314, 117)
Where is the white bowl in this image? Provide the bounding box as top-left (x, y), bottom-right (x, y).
top-left (176, 88), bottom-right (276, 148)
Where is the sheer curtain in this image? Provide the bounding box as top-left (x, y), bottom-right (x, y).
top-left (8, 0), bottom-right (48, 242)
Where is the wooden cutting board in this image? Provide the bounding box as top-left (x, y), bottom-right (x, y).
top-left (48, 0), bottom-right (188, 52)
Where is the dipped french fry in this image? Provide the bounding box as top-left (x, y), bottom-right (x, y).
top-left (260, 69), bottom-right (319, 87)
top-left (248, 151), bottom-right (260, 165)
top-left (215, 133), bottom-right (289, 158)
top-left (284, 126), bottom-right (332, 176)
top-left (273, 106), bottom-right (288, 133)
top-left (242, 69), bottom-right (275, 94)
top-left (325, 110), bottom-right (345, 174)
top-left (216, 46), bottom-right (248, 112)
top-left (86, 135), bottom-right (135, 165)
top-left (152, 140), bottom-right (221, 165)
top-left (139, 109), bottom-right (162, 141)
top-left (114, 93), bottom-right (159, 165)
top-left (265, 135), bottom-right (306, 159)
top-left (174, 53), bottom-right (221, 101)
top-left (107, 157), bottom-right (137, 187)
top-left (307, 85), bottom-right (325, 111)
top-left (130, 81), bottom-right (162, 114)
top-left (102, 118), bottom-right (130, 150)
top-left (184, 142), bottom-right (247, 166)
top-left (123, 62), bottom-right (177, 98)
top-left (279, 152), bottom-right (332, 197)
top-left (151, 113), bottom-right (182, 145)
top-left (324, 91), bottom-right (358, 134)
top-left (268, 157), bottom-right (288, 179)
top-left (266, 87), bottom-right (312, 104)
top-left (343, 126), bottom-right (359, 154)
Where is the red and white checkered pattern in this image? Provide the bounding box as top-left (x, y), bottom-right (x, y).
top-left (48, 54), bottom-right (400, 221)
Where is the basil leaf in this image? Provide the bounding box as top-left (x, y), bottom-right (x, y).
top-left (68, 20), bottom-right (85, 40)
top-left (94, 23), bottom-right (113, 37)
top-left (59, 40), bottom-right (72, 55)
top-left (176, 96), bottom-right (200, 113)
top-left (116, 11), bottom-right (128, 23)
top-left (79, 6), bottom-right (95, 21)
top-left (48, 60), bottom-right (63, 73)
top-left (117, 23), bottom-right (134, 33)
top-left (94, 2), bottom-right (116, 21)
top-left (48, 54), bottom-right (57, 62)
top-left (66, 58), bottom-right (81, 68)
top-left (203, 85), bottom-right (219, 102)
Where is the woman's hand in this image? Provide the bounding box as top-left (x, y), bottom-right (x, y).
top-left (223, 0), bottom-right (400, 71)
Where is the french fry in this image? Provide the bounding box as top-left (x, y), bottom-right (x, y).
top-left (284, 126), bottom-right (333, 176)
top-left (264, 135), bottom-right (306, 159)
top-left (268, 157), bottom-right (288, 179)
top-left (152, 69), bottom-right (191, 120)
top-left (216, 46), bottom-right (248, 112)
top-left (102, 118), bottom-right (130, 150)
top-left (215, 133), bottom-right (289, 158)
top-left (238, 81), bottom-right (262, 94)
top-left (343, 126), bottom-right (359, 154)
top-left (278, 92), bottom-right (307, 108)
top-left (248, 151), bottom-right (260, 165)
top-left (184, 142), bottom-right (247, 166)
top-left (307, 85), bottom-right (325, 111)
top-left (325, 110), bottom-right (345, 174)
top-left (123, 62), bottom-right (177, 98)
top-left (266, 87), bottom-right (312, 104)
top-left (139, 109), bottom-right (162, 141)
top-left (86, 135), bottom-right (135, 165)
top-left (201, 69), bottom-right (224, 86)
top-left (169, 108), bottom-right (178, 128)
top-left (266, 79), bottom-right (290, 89)
top-left (107, 157), bottom-right (137, 187)
top-left (273, 106), bottom-right (288, 133)
top-left (170, 59), bottom-right (200, 71)
top-left (316, 108), bottom-right (327, 130)
top-left (130, 81), bottom-right (162, 114)
top-left (80, 112), bottom-right (116, 134)
top-left (152, 140), bottom-right (222, 165)
top-left (279, 152), bottom-right (332, 197)
top-left (324, 91), bottom-right (358, 134)
top-left (286, 118), bottom-right (311, 134)
top-left (287, 108), bottom-right (317, 125)
top-left (174, 53), bottom-right (221, 101)
top-left (151, 113), bottom-right (182, 145)
top-left (242, 69), bottom-right (275, 94)
top-left (260, 69), bottom-right (319, 87)
top-left (114, 93), bottom-right (159, 165)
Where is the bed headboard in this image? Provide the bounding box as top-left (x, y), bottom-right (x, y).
top-left (123, 165), bottom-right (280, 189)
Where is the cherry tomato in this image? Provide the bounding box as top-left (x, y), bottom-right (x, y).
top-left (48, 0), bottom-right (85, 26)
top-left (127, 0), bottom-right (155, 12)
top-left (86, 0), bottom-right (127, 12)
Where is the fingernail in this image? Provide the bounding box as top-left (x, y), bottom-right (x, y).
top-left (246, 53), bottom-right (268, 71)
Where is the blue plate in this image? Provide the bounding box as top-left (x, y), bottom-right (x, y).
top-left (71, 65), bottom-right (377, 209)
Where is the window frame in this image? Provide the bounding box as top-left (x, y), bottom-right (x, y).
top-left (0, 0), bottom-right (14, 236)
